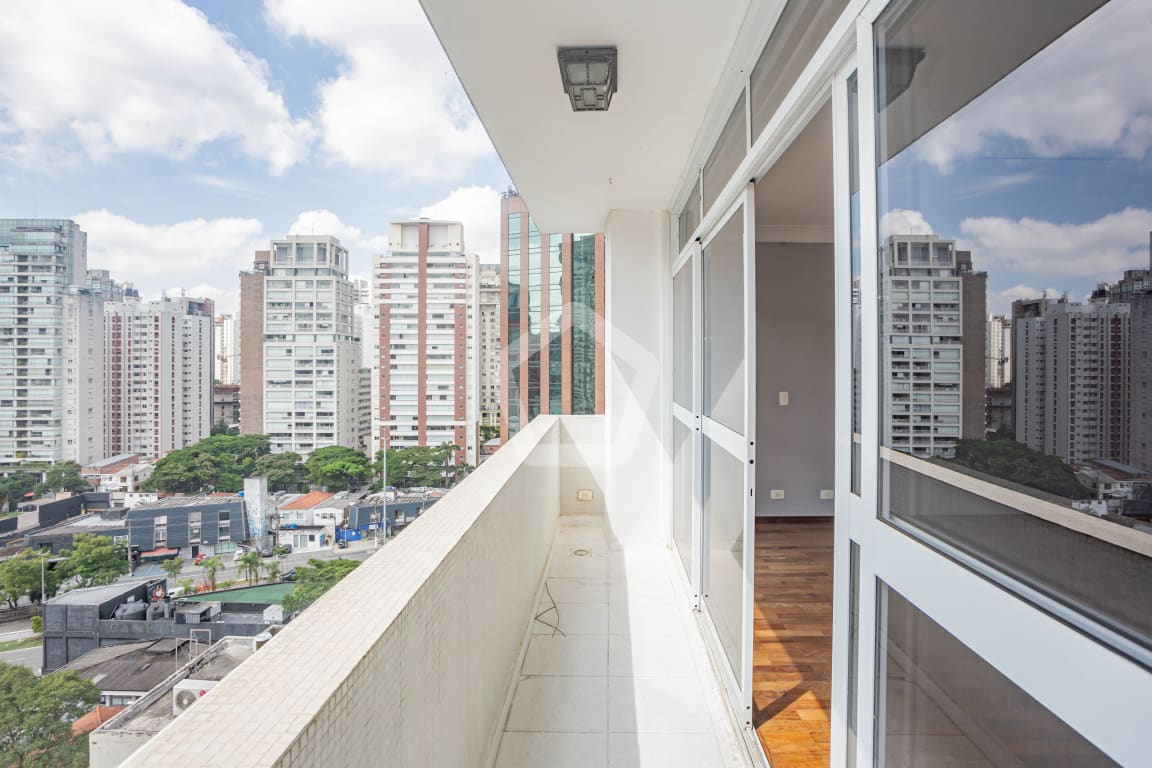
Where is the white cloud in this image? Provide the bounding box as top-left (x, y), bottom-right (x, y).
top-left (287, 209), bottom-right (389, 254)
top-left (264, 0), bottom-right (494, 180)
top-left (986, 284), bottom-right (1064, 316)
top-left (879, 208), bottom-right (936, 240)
top-left (959, 207), bottom-right (1152, 279)
top-left (0, 0), bottom-right (311, 173)
top-left (914, 0), bottom-right (1152, 172)
top-left (75, 210), bottom-right (265, 315)
top-left (419, 186), bottom-right (501, 261)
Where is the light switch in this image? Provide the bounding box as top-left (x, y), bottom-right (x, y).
top-left (577, 489), bottom-right (594, 502)
top-left (770, 489), bottom-right (785, 500)
top-left (820, 489), bottom-right (835, 500)
top-left (778, 391), bottom-right (790, 406)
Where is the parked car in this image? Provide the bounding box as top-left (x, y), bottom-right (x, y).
top-left (277, 543), bottom-right (293, 554)
top-left (193, 553), bottom-right (207, 565)
top-left (282, 568), bottom-right (297, 582)
top-left (259, 546), bottom-right (273, 557)
top-left (336, 539), bottom-right (348, 549)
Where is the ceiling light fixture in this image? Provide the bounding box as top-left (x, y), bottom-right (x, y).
top-left (557, 46), bottom-right (618, 112)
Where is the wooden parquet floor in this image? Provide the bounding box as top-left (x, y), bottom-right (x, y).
top-left (753, 518), bottom-right (834, 768)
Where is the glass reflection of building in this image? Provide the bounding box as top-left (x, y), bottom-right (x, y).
top-left (881, 234), bottom-right (986, 459)
top-left (500, 190), bottom-right (604, 440)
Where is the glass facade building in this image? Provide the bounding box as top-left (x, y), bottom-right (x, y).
top-left (500, 191), bottom-right (604, 439)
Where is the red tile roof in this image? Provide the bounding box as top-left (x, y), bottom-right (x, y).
top-left (279, 491), bottom-right (334, 510)
top-left (72, 705), bottom-right (124, 736)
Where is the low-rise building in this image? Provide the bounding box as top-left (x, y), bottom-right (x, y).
top-left (126, 496), bottom-right (252, 560)
top-left (272, 491), bottom-right (347, 552)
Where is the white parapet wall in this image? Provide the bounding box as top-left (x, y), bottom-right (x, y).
top-left (124, 415), bottom-right (586, 767)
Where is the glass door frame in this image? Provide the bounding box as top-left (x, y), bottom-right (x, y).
top-left (696, 184), bottom-right (757, 727)
top-left (671, 240), bottom-right (703, 609)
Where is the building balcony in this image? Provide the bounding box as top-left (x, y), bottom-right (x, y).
top-left (123, 415), bottom-right (751, 768)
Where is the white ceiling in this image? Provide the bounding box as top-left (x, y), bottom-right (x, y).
top-left (755, 101), bottom-right (833, 242)
top-left (419, 0), bottom-right (752, 233)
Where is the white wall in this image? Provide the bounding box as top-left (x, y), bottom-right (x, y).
top-left (604, 210), bottom-right (669, 548)
top-left (755, 242), bottom-right (835, 517)
top-left (558, 415), bottom-right (606, 517)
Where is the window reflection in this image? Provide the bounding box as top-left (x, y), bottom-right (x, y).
top-left (875, 0), bottom-right (1152, 651)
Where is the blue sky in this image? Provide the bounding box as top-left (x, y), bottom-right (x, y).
top-left (877, 0), bottom-right (1152, 315)
top-left (0, 0), bottom-right (511, 313)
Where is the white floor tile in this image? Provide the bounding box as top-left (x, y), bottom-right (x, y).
top-left (495, 733), bottom-right (608, 768)
top-left (546, 577), bottom-right (609, 604)
top-left (608, 677), bottom-right (713, 734)
top-left (523, 635), bottom-right (608, 677)
top-left (608, 599), bottom-right (689, 637)
top-left (608, 634), bottom-right (696, 677)
top-left (507, 676), bottom-right (607, 733)
top-left (533, 602), bottom-right (609, 636)
top-left (608, 733), bottom-right (724, 768)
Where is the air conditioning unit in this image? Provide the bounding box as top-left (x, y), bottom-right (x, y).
top-left (172, 679), bottom-right (218, 716)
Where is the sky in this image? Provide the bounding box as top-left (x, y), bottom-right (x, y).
top-left (0, 0), bottom-right (512, 314)
top-left (876, 0), bottom-right (1152, 316)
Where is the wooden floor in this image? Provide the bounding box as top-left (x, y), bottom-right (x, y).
top-left (753, 518), bottom-right (834, 768)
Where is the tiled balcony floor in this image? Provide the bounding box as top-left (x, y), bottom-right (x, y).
top-left (495, 515), bottom-right (751, 768)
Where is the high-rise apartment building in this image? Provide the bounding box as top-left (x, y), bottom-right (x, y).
top-left (263, 236), bottom-right (362, 455)
top-left (500, 191), bottom-right (604, 441)
top-left (0, 219), bottom-right (93, 468)
top-left (105, 295), bottom-right (214, 460)
top-left (1013, 295), bottom-right (1131, 465)
top-left (881, 235), bottom-right (985, 459)
top-left (986, 314), bottom-right (1012, 388)
top-left (238, 251), bottom-right (269, 436)
top-left (478, 266), bottom-right (501, 428)
top-left (62, 288), bottom-right (106, 464)
top-left (1130, 290), bottom-right (1152, 471)
top-left (373, 220), bottom-right (479, 466)
top-left (213, 313), bottom-right (240, 385)
top-left (85, 269), bottom-right (132, 303)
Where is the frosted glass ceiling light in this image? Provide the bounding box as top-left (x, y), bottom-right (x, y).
top-left (558, 46), bottom-right (618, 112)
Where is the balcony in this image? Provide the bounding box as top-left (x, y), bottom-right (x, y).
top-left (123, 415), bottom-right (751, 768)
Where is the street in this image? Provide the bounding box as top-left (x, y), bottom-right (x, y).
top-left (120, 538), bottom-right (379, 587)
top-left (0, 644), bottom-right (41, 674)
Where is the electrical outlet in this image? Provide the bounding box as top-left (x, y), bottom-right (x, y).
top-left (770, 489), bottom-right (785, 500)
top-left (576, 489), bottom-right (594, 502)
top-left (778, 391), bottom-right (790, 406)
top-left (820, 489), bottom-right (835, 500)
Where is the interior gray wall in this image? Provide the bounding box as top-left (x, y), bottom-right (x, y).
top-left (756, 242), bottom-right (835, 517)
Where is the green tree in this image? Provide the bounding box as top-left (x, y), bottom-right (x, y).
top-left (237, 551), bottom-right (263, 585)
top-left (29, 616), bottom-right (42, 635)
top-left (178, 578), bottom-right (194, 596)
top-left (0, 473), bottom-right (39, 514)
top-left (58, 534), bottom-right (129, 590)
top-left (29, 732), bottom-right (88, 768)
top-left (143, 434), bottom-right (272, 493)
top-left (0, 663), bottom-right (100, 768)
top-left (948, 438), bottom-right (1091, 500)
top-left (200, 555), bottom-right (223, 591)
top-left (282, 558), bottom-right (361, 614)
top-left (161, 556), bottom-right (184, 581)
top-left (480, 425), bottom-right (500, 442)
top-left (36, 461), bottom-right (88, 495)
top-left (384, 444), bottom-right (462, 488)
top-left (265, 559), bottom-right (281, 583)
top-left (253, 452), bottom-right (307, 492)
top-left (0, 552), bottom-right (59, 608)
top-left (305, 446), bottom-right (372, 491)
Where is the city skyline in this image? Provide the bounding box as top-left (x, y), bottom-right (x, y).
top-left (0, 1), bottom-right (511, 316)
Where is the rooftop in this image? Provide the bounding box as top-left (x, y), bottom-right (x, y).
top-left (46, 582), bottom-right (139, 606)
top-left (62, 638), bottom-right (191, 694)
top-left (277, 491), bottom-right (333, 510)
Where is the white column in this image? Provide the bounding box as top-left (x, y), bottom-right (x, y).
top-left (604, 210), bottom-right (669, 548)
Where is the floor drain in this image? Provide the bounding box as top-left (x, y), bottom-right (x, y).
top-left (572, 548), bottom-right (591, 557)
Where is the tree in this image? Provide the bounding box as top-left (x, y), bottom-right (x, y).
top-left (28, 732), bottom-right (88, 768)
top-left (282, 558), bottom-right (361, 614)
top-left (161, 557), bottom-right (184, 581)
top-left (237, 551), bottom-right (263, 585)
top-left (480, 425), bottom-right (500, 442)
top-left (143, 434), bottom-right (272, 493)
top-left (948, 438), bottom-right (1091, 500)
top-left (265, 559), bottom-right (281, 584)
top-left (29, 617), bottom-right (42, 635)
top-left (59, 534), bottom-right (129, 590)
top-left (178, 578), bottom-right (194, 596)
top-left (305, 446), bottom-right (372, 491)
top-left (200, 556), bottom-right (223, 592)
top-left (384, 444), bottom-right (462, 489)
top-left (252, 452), bottom-right (306, 493)
top-left (0, 663), bottom-right (100, 768)
top-left (0, 473), bottom-right (39, 514)
top-left (36, 462), bottom-right (88, 496)
top-left (0, 552), bottom-right (59, 608)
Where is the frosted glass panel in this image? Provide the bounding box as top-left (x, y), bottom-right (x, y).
top-left (705, 440), bottom-right (745, 676)
top-left (673, 419), bottom-right (693, 579)
top-left (674, 265), bottom-right (693, 407)
top-left (704, 209), bottom-right (745, 432)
